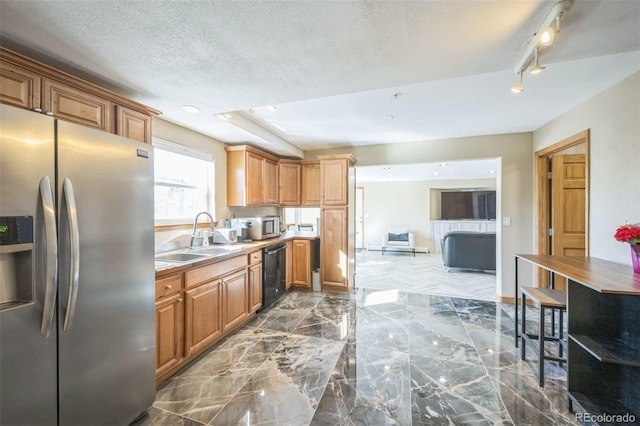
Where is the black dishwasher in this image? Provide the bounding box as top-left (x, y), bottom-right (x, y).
top-left (262, 243), bottom-right (287, 310)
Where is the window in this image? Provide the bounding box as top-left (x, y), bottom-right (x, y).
top-left (283, 207), bottom-right (320, 230)
top-left (153, 138), bottom-right (214, 225)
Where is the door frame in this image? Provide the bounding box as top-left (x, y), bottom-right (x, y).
top-left (535, 130), bottom-right (590, 284)
top-left (355, 186), bottom-right (364, 249)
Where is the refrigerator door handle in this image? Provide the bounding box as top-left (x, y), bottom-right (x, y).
top-left (39, 176), bottom-right (58, 338)
top-left (62, 178), bottom-right (80, 332)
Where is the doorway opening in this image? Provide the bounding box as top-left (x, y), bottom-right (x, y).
top-left (535, 130), bottom-right (590, 290)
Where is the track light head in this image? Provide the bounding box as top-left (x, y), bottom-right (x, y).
top-left (530, 47), bottom-right (546, 74)
top-left (511, 71), bottom-right (524, 93)
top-left (538, 26), bottom-right (556, 47)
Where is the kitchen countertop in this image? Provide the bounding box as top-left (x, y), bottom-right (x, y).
top-left (155, 231), bottom-right (319, 276)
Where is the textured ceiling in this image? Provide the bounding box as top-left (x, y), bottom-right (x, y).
top-left (1, 0), bottom-right (639, 157)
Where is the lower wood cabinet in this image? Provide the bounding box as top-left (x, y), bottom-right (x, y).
top-left (321, 207), bottom-right (350, 288)
top-left (155, 254), bottom-right (256, 384)
top-left (286, 241), bottom-right (293, 289)
top-left (155, 293), bottom-right (184, 378)
top-left (184, 281), bottom-right (222, 357)
top-left (222, 269), bottom-right (249, 332)
top-left (248, 250), bottom-right (263, 312)
top-left (292, 239), bottom-right (312, 288)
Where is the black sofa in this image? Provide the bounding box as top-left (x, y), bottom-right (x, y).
top-left (440, 231), bottom-right (496, 272)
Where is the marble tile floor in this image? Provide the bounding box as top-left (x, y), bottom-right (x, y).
top-left (137, 290), bottom-right (578, 425)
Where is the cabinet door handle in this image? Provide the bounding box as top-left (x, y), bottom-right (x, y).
top-left (34, 107), bottom-right (43, 113)
top-left (176, 298), bottom-right (183, 303)
top-left (165, 284), bottom-right (172, 290)
top-left (45, 111), bottom-right (54, 116)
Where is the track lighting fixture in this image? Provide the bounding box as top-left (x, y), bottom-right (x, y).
top-left (511, 70), bottom-right (524, 93)
top-left (511, 0), bottom-right (574, 91)
top-left (530, 47), bottom-right (546, 74)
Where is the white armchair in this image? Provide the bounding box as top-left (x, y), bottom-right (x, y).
top-left (382, 228), bottom-right (415, 256)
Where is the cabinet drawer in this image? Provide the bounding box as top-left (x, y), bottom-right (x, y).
top-left (185, 255), bottom-right (248, 288)
top-left (249, 250), bottom-right (262, 265)
top-left (156, 274), bottom-right (182, 299)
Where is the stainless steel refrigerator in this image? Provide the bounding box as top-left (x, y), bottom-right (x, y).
top-left (0, 104), bottom-right (156, 425)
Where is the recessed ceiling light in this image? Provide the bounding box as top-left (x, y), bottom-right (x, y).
top-left (489, 170), bottom-right (496, 174)
top-left (181, 105), bottom-right (200, 114)
top-left (384, 115), bottom-right (394, 120)
top-left (433, 172), bottom-right (439, 176)
top-left (267, 105), bottom-right (277, 111)
top-left (215, 113), bottom-right (233, 120)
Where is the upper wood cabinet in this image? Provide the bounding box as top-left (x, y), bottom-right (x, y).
top-left (116, 105), bottom-right (152, 144)
top-left (0, 60), bottom-right (41, 110)
top-left (320, 156), bottom-right (354, 206)
top-left (263, 158), bottom-right (279, 205)
top-left (226, 145), bottom-right (280, 207)
top-left (0, 47), bottom-right (159, 143)
top-left (301, 161), bottom-right (321, 206)
top-left (279, 160), bottom-right (301, 206)
top-left (42, 78), bottom-right (112, 132)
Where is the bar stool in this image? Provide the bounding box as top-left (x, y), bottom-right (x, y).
top-left (520, 286), bottom-right (567, 387)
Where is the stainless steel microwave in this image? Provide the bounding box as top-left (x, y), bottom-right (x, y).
top-left (245, 216), bottom-right (280, 240)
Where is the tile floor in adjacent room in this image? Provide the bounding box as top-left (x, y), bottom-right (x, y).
top-left (139, 289), bottom-right (577, 425)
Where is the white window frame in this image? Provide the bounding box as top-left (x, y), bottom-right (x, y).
top-left (153, 137), bottom-right (215, 226)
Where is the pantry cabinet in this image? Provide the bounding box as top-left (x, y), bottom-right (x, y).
top-left (0, 47), bottom-right (158, 143)
top-left (226, 145), bottom-right (280, 206)
top-left (319, 154), bottom-right (356, 290)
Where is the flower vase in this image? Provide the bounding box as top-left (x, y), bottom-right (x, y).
top-left (631, 244), bottom-right (640, 273)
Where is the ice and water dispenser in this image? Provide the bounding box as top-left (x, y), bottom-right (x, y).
top-left (0, 216), bottom-right (34, 310)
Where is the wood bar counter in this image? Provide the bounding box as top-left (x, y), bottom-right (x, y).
top-left (514, 254), bottom-right (640, 423)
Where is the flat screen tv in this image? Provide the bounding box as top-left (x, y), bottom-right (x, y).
top-left (441, 191), bottom-right (496, 220)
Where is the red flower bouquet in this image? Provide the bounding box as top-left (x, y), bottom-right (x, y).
top-left (615, 223), bottom-right (640, 273)
top-left (614, 223), bottom-right (640, 245)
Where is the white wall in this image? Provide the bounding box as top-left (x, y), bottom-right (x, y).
top-left (533, 72), bottom-right (640, 266)
top-left (306, 132), bottom-right (534, 298)
top-left (360, 178), bottom-right (495, 250)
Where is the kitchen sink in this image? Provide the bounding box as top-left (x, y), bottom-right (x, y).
top-left (195, 246), bottom-right (242, 256)
top-left (155, 253), bottom-right (209, 262)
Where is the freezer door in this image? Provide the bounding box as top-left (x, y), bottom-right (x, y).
top-left (0, 105), bottom-right (58, 425)
top-left (56, 121), bottom-right (155, 425)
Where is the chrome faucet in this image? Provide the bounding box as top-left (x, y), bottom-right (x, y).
top-left (190, 211), bottom-right (215, 248)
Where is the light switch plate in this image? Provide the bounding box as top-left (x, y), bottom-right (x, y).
top-left (503, 217), bottom-right (511, 227)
